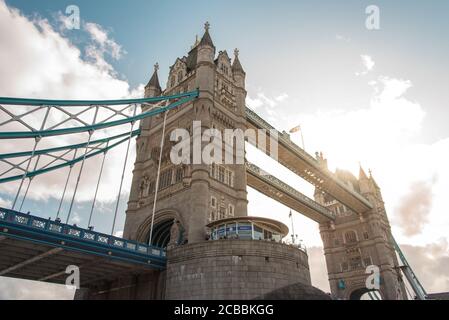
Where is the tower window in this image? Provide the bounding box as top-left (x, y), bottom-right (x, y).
top-left (344, 230), bottom-right (357, 244)
top-left (363, 256), bottom-right (372, 267)
top-left (175, 167), bottom-right (184, 183)
top-left (211, 196), bottom-right (217, 208)
top-left (349, 256), bottom-right (363, 270)
top-left (228, 204), bottom-right (234, 217)
top-left (218, 166), bottom-right (225, 183)
top-left (159, 169), bottom-right (173, 190)
top-left (210, 164), bottom-right (234, 188)
top-left (219, 206), bottom-right (226, 219)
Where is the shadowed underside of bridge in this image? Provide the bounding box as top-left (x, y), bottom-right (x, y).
top-left (0, 236), bottom-right (157, 287)
top-left (0, 208), bottom-right (166, 290)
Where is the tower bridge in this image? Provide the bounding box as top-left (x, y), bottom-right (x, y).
top-left (0, 23), bottom-right (427, 300)
top-left (245, 107), bottom-right (373, 214)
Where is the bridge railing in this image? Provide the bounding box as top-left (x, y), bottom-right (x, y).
top-left (246, 162), bottom-right (335, 220)
top-left (0, 207), bottom-right (166, 259)
top-left (245, 107), bottom-right (373, 209)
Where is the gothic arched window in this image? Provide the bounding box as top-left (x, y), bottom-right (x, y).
top-left (345, 230), bottom-right (357, 244)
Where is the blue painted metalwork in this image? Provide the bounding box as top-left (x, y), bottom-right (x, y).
top-left (0, 90), bottom-right (198, 139)
top-left (0, 129), bottom-right (140, 160)
top-left (0, 131), bottom-right (139, 184)
top-left (0, 207), bottom-right (166, 268)
top-left (0, 90), bottom-right (198, 106)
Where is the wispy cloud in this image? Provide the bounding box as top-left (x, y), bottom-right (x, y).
top-left (0, 196), bottom-right (11, 208)
top-left (356, 54), bottom-right (375, 76)
top-left (335, 34), bottom-right (351, 42)
top-left (0, 0), bottom-right (143, 203)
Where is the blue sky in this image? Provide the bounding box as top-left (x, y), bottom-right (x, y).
top-left (6, 0), bottom-right (449, 142)
top-left (1, 0), bottom-right (449, 295)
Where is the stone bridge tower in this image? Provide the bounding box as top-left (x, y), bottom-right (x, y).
top-left (124, 22), bottom-right (248, 247)
top-left (314, 160), bottom-right (407, 300)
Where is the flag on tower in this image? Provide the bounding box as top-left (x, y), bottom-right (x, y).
top-left (289, 125), bottom-right (301, 133)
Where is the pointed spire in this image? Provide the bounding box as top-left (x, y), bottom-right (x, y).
top-left (199, 21), bottom-right (215, 48)
top-left (146, 63), bottom-right (161, 92)
top-left (359, 164), bottom-right (369, 180)
top-left (368, 169), bottom-right (380, 189)
top-left (232, 48), bottom-right (245, 74)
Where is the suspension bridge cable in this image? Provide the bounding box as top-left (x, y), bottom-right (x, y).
top-left (56, 149), bottom-right (78, 219)
top-left (65, 129), bottom-right (94, 224)
top-left (87, 140), bottom-right (108, 228)
top-left (111, 105), bottom-right (137, 235)
top-left (11, 107), bottom-right (50, 210)
top-left (148, 110), bottom-right (169, 245)
top-left (18, 154), bottom-right (42, 212)
top-left (11, 137), bottom-right (40, 210)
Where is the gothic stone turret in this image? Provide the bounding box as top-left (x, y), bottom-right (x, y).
top-left (314, 164), bottom-right (407, 300)
top-left (124, 22), bottom-right (248, 246)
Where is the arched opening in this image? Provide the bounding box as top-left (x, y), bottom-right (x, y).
top-left (147, 219), bottom-right (174, 248)
top-left (349, 287), bottom-right (383, 300)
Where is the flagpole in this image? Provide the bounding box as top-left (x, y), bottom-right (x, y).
top-left (299, 125), bottom-right (305, 151)
top-left (289, 124), bottom-right (306, 151)
top-left (289, 210), bottom-right (296, 244)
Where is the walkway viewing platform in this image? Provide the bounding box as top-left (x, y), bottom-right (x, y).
top-left (245, 107), bottom-right (373, 214)
top-left (0, 207), bottom-right (166, 286)
top-left (246, 162), bottom-right (335, 223)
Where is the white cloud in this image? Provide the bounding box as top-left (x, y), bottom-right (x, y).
top-left (0, 277), bottom-right (74, 299)
top-left (0, 0), bottom-right (144, 203)
top-left (0, 196), bottom-right (11, 208)
top-left (114, 230), bottom-right (124, 238)
top-left (283, 75), bottom-right (449, 247)
top-left (336, 34), bottom-right (351, 42)
top-left (84, 22), bottom-right (125, 61)
top-left (356, 54), bottom-right (375, 76)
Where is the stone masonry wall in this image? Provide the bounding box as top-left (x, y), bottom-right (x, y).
top-left (165, 240), bottom-right (310, 300)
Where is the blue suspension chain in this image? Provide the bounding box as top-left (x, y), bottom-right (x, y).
top-left (56, 149), bottom-right (78, 220)
top-left (111, 104), bottom-right (137, 235)
top-left (65, 107), bottom-right (99, 224)
top-left (87, 140), bottom-right (109, 228)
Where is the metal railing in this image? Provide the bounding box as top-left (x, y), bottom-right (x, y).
top-left (0, 207), bottom-right (166, 266)
top-left (245, 107), bottom-right (373, 209)
top-left (246, 162), bottom-right (335, 220)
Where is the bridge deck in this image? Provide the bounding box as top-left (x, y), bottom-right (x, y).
top-left (0, 208), bottom-right (166, 286)
top-left (246, 162), bottom-right (335, 223)
top-left (246, 107), bottom-right (373, 213)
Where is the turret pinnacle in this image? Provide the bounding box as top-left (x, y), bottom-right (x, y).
top-left (369, 169), bottom-right (380, 189)
top-left (146, 63), bottom-right (161, 92)
top-left (199, 21), bottom-right (215, 48)
top-left (232, 48), bottom-right (245, 74)
top-left (359, 164), bottom-right (369, 180)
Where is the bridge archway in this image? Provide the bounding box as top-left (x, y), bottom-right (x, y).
top-left (135, 209), bottom-right (185, 247)
top-left (148, 219), bottom-right (174, 248)
top-left (349, 287), bottom-right (383, 300)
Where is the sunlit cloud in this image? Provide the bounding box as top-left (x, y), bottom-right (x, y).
top-left (356, 54), bottom-right (375, 76)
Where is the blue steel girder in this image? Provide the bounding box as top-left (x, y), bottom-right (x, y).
top-left (0, 90), bottom-right (198, 139)
top-left (0, 207), bottom-right (166, 269)
top-left (0, 129), bottom-right (140, 184)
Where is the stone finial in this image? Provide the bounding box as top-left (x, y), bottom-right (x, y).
top-left (204, 21), bottom-right (210, 31)
top-left (154, 62), bottom-right (159, 72)
top-left (234, 48), bottom-right (239, 58)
